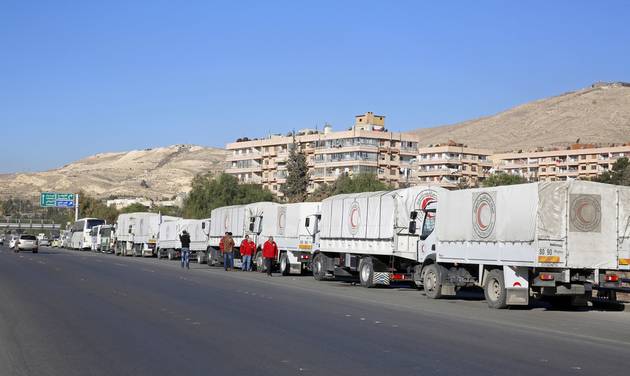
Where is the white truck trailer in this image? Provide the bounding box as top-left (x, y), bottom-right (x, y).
top-left (115, 213), bottom-right (180, 257)
top-left (421, 181), bottom-right (630, 308)
top-left (313, 185), bottom-right (444, 286)
top-left (156, 218), bottom-right (211, 263)
top-left (254, 202), bottom-right (321, 275)
top-left (207, 202), bottom-right (285, 270)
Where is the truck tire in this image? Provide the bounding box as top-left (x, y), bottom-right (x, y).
top-left (484, 269), bottom-right (508, 309)
top-left (312, 254), bottom-right (326, 281)
top-left (358, 257), bottom-right (375, 288)
top-left (209, 249), bottom-right (217, 267)
top-left (156, 248), bottom-right (161, 260)
top-left (280, 253), bottom-right (290, 276)
top-left (167, 249), bottom-right (174, 261)
top-left (255, 251), bottom-right (264, 272)
top-left (196, 252), bottom-right (204, 264)
top-left (423, 264), bottom-right (444, 299)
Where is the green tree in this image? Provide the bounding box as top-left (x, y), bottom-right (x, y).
top-left (182, 173), bottom-right (275, 219)
top-left (307, 173), bottom-right (391, 201)
top-left (77, 191), bottom-right (119, 223)
top-left (119, 203), bottom-right (150, 214)
top-left (151, 205), bottom-right (182, 217)
top-left (594, 157), bottom-right (630, 186)
top-left (281, 136), bottom-right (310, 202)
top-left (481, 173), bottom-right (528, 187)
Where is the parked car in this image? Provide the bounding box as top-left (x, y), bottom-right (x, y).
top-left (51, 236), bottom-right (61, 247)
top-left (0, 235), bottom-right (4, 245)
top-left (9, 236), bottom-right (18, 249)
top-left (39, 236), bottom-right (50, 247)
top-left (16, 234), bottom-right (38, 253)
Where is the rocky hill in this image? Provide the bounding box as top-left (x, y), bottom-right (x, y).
top-left (412, 82), bottom-right (630, 152)
top-left (0, 145), bottom-right (227, 200)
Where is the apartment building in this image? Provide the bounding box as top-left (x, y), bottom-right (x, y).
top-left (492, 144), bottom-right (630, 181)
top-left (225, 113), bottom-right (419, 196)
top-left (416, 143), bottom-right (494, 188)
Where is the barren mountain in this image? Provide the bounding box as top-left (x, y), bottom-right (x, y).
top-left (413, 82), bottom-right (630, 152)
top-left (0, 145), bottom-right (227, 200)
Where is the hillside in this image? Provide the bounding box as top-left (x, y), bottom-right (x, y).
top-left (412, 82), bottom-right (630, 152)
top-left (0, 145), bottom-right (227, 200)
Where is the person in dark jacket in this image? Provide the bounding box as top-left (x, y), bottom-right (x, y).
top-left (179, 230), bottom-right (191, 269)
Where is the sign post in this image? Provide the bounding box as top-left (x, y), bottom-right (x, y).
top-left (40, 193), bottom-right (78, 220)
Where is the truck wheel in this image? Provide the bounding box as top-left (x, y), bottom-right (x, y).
top-left (167, 249), bottom-right (174, 261)
top-left (280, 253), bottom-right (290, 276)
top-left (196, 252), bottom-right (205, 264)
top-left (156, 249), bottom-right (161, 260)
top-left (359, 257), bottom-right (375, 288)
top-left (484, 269), bottom-right (508, 309)
top-left (312, 254), bottom-right (326, 281)
top-left (209, 249), bottom-right (217, 267)
top-left (423, 264), bottom-right (444, 299)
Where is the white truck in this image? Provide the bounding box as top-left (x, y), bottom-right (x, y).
top-left (156, 218), bottom-right (211, 263)
top-left (313, 185), bottom-right (444, 286)
top-left (254, 202), bottom-right (321, 275)
top-left (207, 202), bottom-right (278, 269)
top-left (420, 181), bottom-right (630, 308)
top-left (115, 213), bottom-right (180, 257)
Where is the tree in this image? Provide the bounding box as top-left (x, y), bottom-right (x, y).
top-left (281, 136), bottom-right (310, 202)
top-left (119, 203), bottom-right (150, 214)
top-left (481, 173), bottom-right (528, 187)
top-left (182, 173), bottom-right (275, 219)
top-left (594, 157), bottom-right (630, 186)
top-left (77, 191), bottom-right (119, 223)
top-left (307, 173), bottom-right (391, 201)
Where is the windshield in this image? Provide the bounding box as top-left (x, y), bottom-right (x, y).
top-left (20, 235), bottom-right (37, 240)
top-left (86, 219), bottom-right (105, 229)
top-left (100, 228), bottom-right (112, 237)
top-left (421, 210), bottom-right (436, 239)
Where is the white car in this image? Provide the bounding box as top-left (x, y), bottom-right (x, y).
top-left (16, 234), bottom-right (38, 253)
top-left (39, 236), bottom-right (50, 247)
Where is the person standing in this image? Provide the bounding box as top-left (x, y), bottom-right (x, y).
top-left (240, 235), bottom-right (255, 271)
top-left (222, 232), bottom-right (235, 271)
top-left (179, 230), bottom-right (191, 269)
top-left (262, 236), bottom-right (278, 276)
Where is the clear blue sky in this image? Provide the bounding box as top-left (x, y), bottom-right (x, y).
top-left (1, 0), bottom-right (629, 173)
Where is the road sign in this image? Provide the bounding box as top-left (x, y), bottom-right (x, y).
top-left (40, 192), bottom-right (76, 208)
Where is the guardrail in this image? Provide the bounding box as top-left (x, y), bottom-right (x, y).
top-left (0, 220), bottom-right (61, 230)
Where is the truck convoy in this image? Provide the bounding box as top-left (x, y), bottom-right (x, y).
top-left (313, 181), bottom-right (629, 309)
top-left (115, 213), bottom-right (179, 257)
top-left (156, 218), bottom-right (211, 263)
top-left (55, 180), bottom-right (629, 310)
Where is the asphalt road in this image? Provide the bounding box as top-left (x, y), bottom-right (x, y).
top-left (1, 246), bottom-right (628, 376)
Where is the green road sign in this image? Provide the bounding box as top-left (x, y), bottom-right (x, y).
top-left (40, 192), bottom-right (75, 208)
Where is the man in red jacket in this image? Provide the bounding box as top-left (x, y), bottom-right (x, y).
top-left (262, 236), bottom-right (278, 276)
top-left (240, 235), bottom-right (255, 272)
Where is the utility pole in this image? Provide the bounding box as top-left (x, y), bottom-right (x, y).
top-left (75, 194), bottom-right (79, 221)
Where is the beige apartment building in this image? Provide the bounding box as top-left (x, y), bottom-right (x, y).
top-left (225, 113), bottom-right (419, 196)
top-left (492, 144), bottom-right (630, 181)
top-left (416, 143), bottom-right (494, 188)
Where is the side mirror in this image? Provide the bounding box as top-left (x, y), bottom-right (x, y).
top-left (410, 211), bottom-right (418, 220)
top-left (305, 217), bottom-right (310, 227)
top-left (202, 222), bottom-right (206, 229)
top-left (409, 221), bottom-right (417, 234)
top-left (249, 223), bottom-right (255, 232)
top-left (128, 226), bottom-right (132, 234)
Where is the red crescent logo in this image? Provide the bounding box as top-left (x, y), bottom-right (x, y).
top-left (477, 203), bottom-right (488, 230)
top-left (576, 202), bottom-right (590, 224)
top-left (350, 208), bottom-right (359, 228)
top-left (513, 282), bottom-right (522, 287)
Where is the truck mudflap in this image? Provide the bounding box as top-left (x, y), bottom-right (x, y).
top-left (503, 266), bottom-right (530, 306)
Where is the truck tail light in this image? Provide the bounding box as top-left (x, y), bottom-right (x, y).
top-left (391, 274), bottom-right (406, 280)
top-left (539, 273), bottom-right (555, 281)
